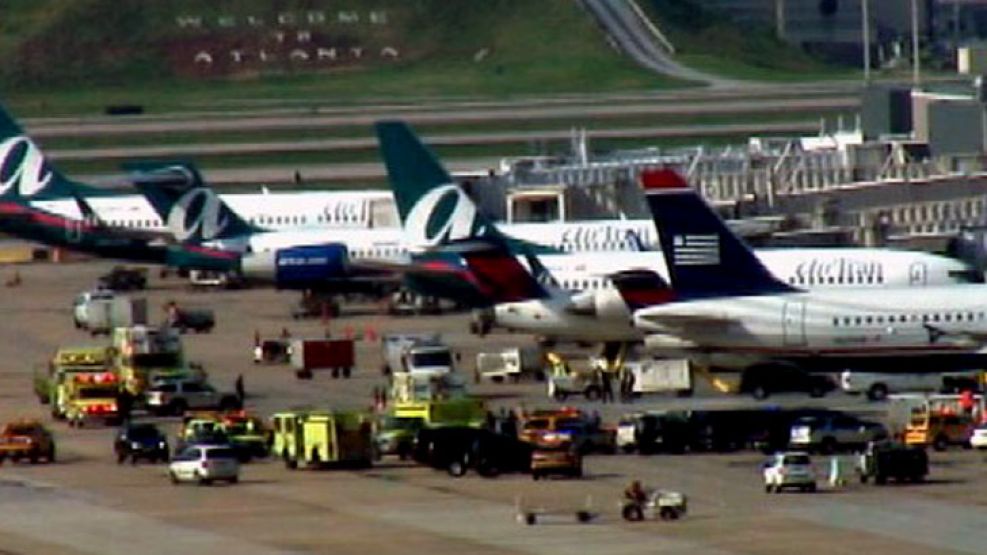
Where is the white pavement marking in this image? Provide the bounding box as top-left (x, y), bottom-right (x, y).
top-left (787, 497), bottom-right (987, 554)
top-left (0, 477), bottom-right (300, 555)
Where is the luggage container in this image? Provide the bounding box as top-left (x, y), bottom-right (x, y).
top-left (289, 339), bottom-right (355, 379)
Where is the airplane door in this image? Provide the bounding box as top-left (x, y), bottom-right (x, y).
top-left (782, 301), bottom-right (807, 346)
top-left (908, 262), bottom-right (927, 286)
top-left (64, 220), bottom-right (83, 244)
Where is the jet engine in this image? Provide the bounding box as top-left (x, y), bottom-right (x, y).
top-left (240, 244), bottom-right (349, 288)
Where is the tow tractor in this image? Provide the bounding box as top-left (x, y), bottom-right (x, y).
top-left (621, 489), bottom-right (688, 521)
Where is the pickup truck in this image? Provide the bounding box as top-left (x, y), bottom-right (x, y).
top-left (0, 421), bottom-right (56, 464)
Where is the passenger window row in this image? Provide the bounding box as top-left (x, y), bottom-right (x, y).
top-left (832, 311), bottom-right (986, 327)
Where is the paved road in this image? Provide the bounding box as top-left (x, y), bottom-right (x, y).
top-left (582, 0), bottom-right (739, 88)
top-left (28, 97), bottom-right (856, 138)
top-left (0, 260), bottom-right (984, 554)
top-left (52, 121), bottom-right (821, 162)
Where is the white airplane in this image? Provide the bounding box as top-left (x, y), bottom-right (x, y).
top-left (625, 168), bottom-right (987, 374)
top-left (370, 122), bottom-right (981, 345)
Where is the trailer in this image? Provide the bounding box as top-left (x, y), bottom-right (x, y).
top-left (623, 358), bottom-right (693, 397)
top-left (290, 339), bottom-right (355, 379)
top-left (76, 294), bottom-right (148, 335)
top-left (475, 347), bottom-right (544, 383)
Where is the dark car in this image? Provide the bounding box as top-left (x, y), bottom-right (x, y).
top-left (740, 368), bottom-right (836, 400)
top-left (98, 266), bottom-right (147, 291)
top-left (114, 423), bottom-right (169, 464)
top-left (169, 308), bottom-right (215, 334)
top-left (412, 427), bottom-right (533, 478)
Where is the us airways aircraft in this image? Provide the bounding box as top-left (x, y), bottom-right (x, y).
top-left (374, 121), bottom-right (979, 342)
top-left (0, 105), bottom-right (394, 231)
top-left (626, 168), bottom-right (987, 374)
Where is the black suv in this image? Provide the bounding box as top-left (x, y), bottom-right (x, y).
top-left (412, 427), bottom-right (533, 477)
top-left (114, 423), bottom-right (169, 464)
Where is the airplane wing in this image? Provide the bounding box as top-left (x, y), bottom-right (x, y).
top-left (923, 324), bottom-right (987, 347)
top-left (634, 310), bottom-right (738, 334)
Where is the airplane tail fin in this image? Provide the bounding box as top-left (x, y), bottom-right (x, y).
top-left (431, 239), bottom-right (550, 301)
top-left (132, 169), bottom-right (260, 243)
top-left (0, 104), bottom-right (101, 200)
top-left (640, 168), bottom-right (794, 299)
top-left (375, 121), bottom-right (501, 249)
top-left (609, 269), bottom-right (675, 311)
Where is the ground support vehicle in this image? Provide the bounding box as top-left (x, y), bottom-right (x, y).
top-left (841, 370), bottom-right (983, 401)
top-left (621, 490), bottom-right (688, 521)
top-left (219, 411), bottom-right (270, 460)
top-left (112, 325), bottom-right (187, 397)
top-left (73, 290), bottom-right (115, 329)
top-left (903, 395), bottom-right (982, 451)
top-left (739, 367), bottom-right (835, 400)
top-left (168, 445), bottom-right (240, 485)
top-left (969, 422), bottom-right (987, 449)
top-left (389, 372), bottom-right (468, 403)
top-left (519, 408), bottom-right (616, 454)
top-left (515, 496), bottom-right (596, 525)
top-left (146, 379), bottom-right (240, 416)
top-left (82, 295), bottom-right (148, 336)
top-left (272, 410), bottom-right (374, 469)
top-left (547, 368), bottom-right (603, 401)
top-left (374, 415), bottom-right (424, 460)
top-left (856, 442), bottom-right (928, 484)
top-left (763, 452), bottom-right (817, 493)
top-left (166, 304), bottom-right (215, 334)
top-left (290, 339), bottom-right (355, 379)
top-left (380, 333), bottom-right (447, 376)
top-left (412, 427), bottom-right (533, 478)
top-left (64, 371), bottom-right (120, 427)
top-left (619, 358), bottom-right (693, 397)
top-left (0, 421), bottom-right (55, 464)
top-left (98, 266), bottom-right (147, 291)
top-left (391, 398), bottom-right (486, 428)
top-left (475, 347), bottom-right (544, 383)
top-left (34, 346), bottom-right (110, 412)
top-left (531, 444), bottom-right (583, 480)
top-left (254, 339), bottom-right (290, 364)
top-left (616, 411), bottom-right (690, 454)
top-left (290, 291), bottom-right (340, 320)
top-left (789, 414), bottom-right (888, 454)
top-left (114, 423), bottom-right (169, 464)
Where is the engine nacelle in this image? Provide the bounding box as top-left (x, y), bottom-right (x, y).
top-left (241, 244), bottom-right (349, 288)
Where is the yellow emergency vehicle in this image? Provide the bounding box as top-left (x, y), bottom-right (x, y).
top-left (64, 371), bottom-right (120, 427)
top-left (271, 410), bottom-right (373, 469)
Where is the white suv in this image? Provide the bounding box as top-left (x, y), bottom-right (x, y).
top-left (168, 445), bottom-right (239, 485)
top-left (763, 452), bottom-right (816, 493)
top-left (145, 379), bottom-right (240, 416)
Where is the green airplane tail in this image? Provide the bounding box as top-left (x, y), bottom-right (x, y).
top-left (0, 103), bottom-right (102, 200)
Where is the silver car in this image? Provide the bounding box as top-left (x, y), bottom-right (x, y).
top-left (168, 445), bottom-right (239, 485)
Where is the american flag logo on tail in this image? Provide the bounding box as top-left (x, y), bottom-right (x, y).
top-left (673, 234), bottom-right (720, 266)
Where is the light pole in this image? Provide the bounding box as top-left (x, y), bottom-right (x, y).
top-left (912, 0), bottom-right (921, 86)
top-left (861, 0), bottom-right (871, 83)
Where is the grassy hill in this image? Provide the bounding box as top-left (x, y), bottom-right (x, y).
top-left (0, 0), bottom-right (685, 115)
top-left (0, 0), bottom-right (855, 116)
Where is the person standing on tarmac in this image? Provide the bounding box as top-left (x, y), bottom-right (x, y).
top-left (601, 370), bottom-right (614, 403)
